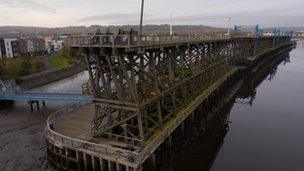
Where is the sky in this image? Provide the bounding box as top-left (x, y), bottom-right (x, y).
top-left (0, 0), bottom-right (303, 28)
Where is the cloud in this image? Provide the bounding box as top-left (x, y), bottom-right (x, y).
top-left (78, 13), bottom-right (140, 22)
top-left (77, 5), bottom-right (304, 27)
top-left (144, 7), bottom-right (304, 27)
top-left (1, 0), bottom-right (304, 27)
top-left (0, 0), bottom-right (56, 13)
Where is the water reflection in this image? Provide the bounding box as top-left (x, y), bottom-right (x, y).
top-left (236, 54), bottom-right (291, 106)
top-left (34, 71), bottom-right (89, 92)
top-left (168, 49), bottom-right (294, 171)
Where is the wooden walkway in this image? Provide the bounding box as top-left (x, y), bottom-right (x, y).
top-left (53, 104), bottom-right (95, 140)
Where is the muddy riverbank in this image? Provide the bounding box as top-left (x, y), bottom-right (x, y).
top-left (0, 71), bottom-right (89, 171)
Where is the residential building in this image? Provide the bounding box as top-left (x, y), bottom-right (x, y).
top-left (4, 38), bottom-right (17, 58)
top-left (16, 38), bottom-right (28, 57)
top-left (0, 38), bottom-right (5, 59)
top-left (42, 33), bottom-right (55, 53)
top-left (26, 38), bottom-right (35, 55)
top-left (33, 37), bottom-right (46, 55)
top-left (0, 36), bottom-right (46, 58)
top-left (24, 37), bottom-right (46, 56)
top-left (50, 40), bottom-right (64, 52)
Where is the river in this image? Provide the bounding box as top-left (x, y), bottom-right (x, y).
top-left (0, 43), bottom-right (303, 171)
top-left (169, 42), bottom-right (304, 171)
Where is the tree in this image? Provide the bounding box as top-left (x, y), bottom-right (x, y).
top-left (63, 45), bottom-right (82, 63)
top-left (0, 60), bottom-right (4, 78)
top-left (21, 60), bottom-right (32, 76)
top-left (31, 58), bottom-right (44, 72)
top-left (70, 47), bottom-right (82, 61)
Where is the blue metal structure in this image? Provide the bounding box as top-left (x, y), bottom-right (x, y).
top-left (273, 28), bottom-right (281, 47)
top-left (0, 90), bottom-right (92, 104)
top-left (273, 28), bottom-right (278, 47)
top-left (234, 25), bottom-right (261, 55)
top-left (0, 77), bottom-right (92, 104)
top-left (272, 29), bottom-right (294, 47)
top-left (0, 79), bottom-right (6, 92)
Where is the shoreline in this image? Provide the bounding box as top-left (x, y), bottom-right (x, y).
top-left (18, 64), bottom-right (86, 90)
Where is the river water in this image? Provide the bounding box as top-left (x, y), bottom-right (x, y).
top-left (0, 43), bottom-right (303, 171)
top-left (211, 42), bottom-right (304, 171)
top-left (169, 42), bottom-right (304, 171)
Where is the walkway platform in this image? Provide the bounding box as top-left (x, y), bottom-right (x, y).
top-left (53, 104), bottom-right (95, 140)
top-left (71, 34), bottom-right (254, 51)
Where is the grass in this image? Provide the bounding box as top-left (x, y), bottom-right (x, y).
top-left (48, 54), bottom-right (70, 70)
top-left (255, 44), bottom-right (273, 55)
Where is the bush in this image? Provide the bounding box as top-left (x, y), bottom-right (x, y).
top-left (0, 57), bottom-right (45, 80)
top-left (21, 60), bottom-right (32, 76)
top-left (15, 77), bottom-right (23, 85)
top-left (48, 45), bottom-right (82, 70)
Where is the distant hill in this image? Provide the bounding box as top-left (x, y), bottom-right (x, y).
top-left (1, 25), bottom-right (302, 37)
top-left (0, 25), bottom-right (227, 37)
top-left (262, 27), bottom-right (304, 32)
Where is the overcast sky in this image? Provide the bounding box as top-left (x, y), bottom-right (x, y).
top-left (0, 0), bottom-right (303, 28)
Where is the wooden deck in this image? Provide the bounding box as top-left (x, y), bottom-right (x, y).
top-left (52, 104), bottom-right (141, 150)
top-left (53, 104), bottom-right (95, 141)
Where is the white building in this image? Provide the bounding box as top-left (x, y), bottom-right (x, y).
top-left (45, 42), bottom-right (51, 53)
top-left (50, 40), bottom-right (64, 52)
top-left (0, 45), bottom-right (2, 59)
top-left (4, 38), bottom-right (17, 58)
top-left (26, 39), bottom-right (35, 53)
top-left (263, 32), bottom-right (274, 36)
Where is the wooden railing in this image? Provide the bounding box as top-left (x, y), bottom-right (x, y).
top-left (70, 34), bottom-right (234, 48)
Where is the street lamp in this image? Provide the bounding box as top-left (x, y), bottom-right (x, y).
top-left (139, 0), bottom-right (145, 37)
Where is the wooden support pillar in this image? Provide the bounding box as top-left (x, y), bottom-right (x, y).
top-left (165, 136), bottom-right (172, 161)
top-left (59, 148), bottom-right (64, 168)
top-left (36, 101), bottom-right (40, 111)
top-left (76, 151), bottom-right (81, 171)
top-left (150, 154), bottom-right (156, 171)
top-left (99, 158), bottom-right (105, 171)
top-left (180, 122), bottom-right (185, 135)
top-left (91, 155), bottom-right (96, 171)
top-left (190, 112), bottom-right (195, 124)
top-left (108, 160), bottom-right (112, 171)
top-left (65, 148), bottom-right (70, 168)
top-left (30, 102), bottom-right (34, 112)
top-left (83, 153), bottom-right (88, 171)
top-left (135, 166), bottom-right (143, 171)
top-left (122, 124), bottom-right (128, 143)
top-left (117, 163), bottom-right (124, 171)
